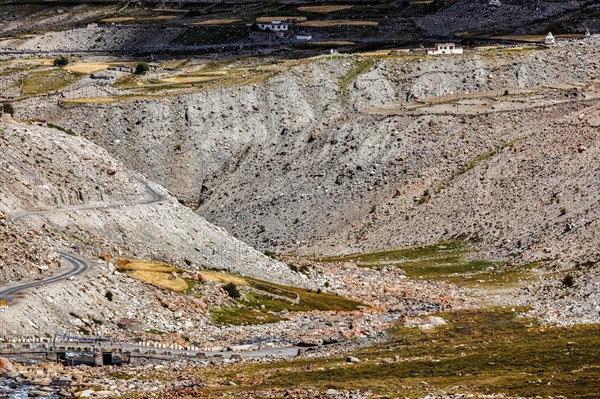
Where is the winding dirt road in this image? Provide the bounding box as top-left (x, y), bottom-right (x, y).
top-left (1, 176), bottom-right (167, 305)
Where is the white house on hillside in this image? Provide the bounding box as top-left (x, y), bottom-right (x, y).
top-left (256, 20), bottom-right (290, 32)
top-left (545, 32), bottom-right (556, 45)
top-left (427, 43), bottom-right (464, 55)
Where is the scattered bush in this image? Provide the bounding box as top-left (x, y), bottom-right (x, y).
top-left (2, 103), bottom-right (14, 116)
top-left (135, 62), bottom-right (150, 75)
top-left (53, 56), bottom-right (69, 67)
top-left (105, 291), bottom-right (114, 301)
top-left (562, 274), bottom-right (575, 288)
top-left (223, 282), bottom-right (240, 298)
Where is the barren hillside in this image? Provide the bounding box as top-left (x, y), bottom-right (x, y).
top-left (0, 211), bottom-right (59, 285)
top-left (0, 117), bottom-right (307, 285)
top-left (27, 41), bottom-right (600, 260)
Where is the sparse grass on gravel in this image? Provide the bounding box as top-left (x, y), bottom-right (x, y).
top-left (21, 69), bottom-right (84, 96)
top-left (320, 241), bottom-right (535, 288)
top-left (211, 277), bottom-right (364, 326)
top-left (299, 20), bottom-right (379, 27)
top-left (116, 259), bottom-right (189, 292)
top-left (338, 57), bottom-right (377, 99)
top-left (201, 309), bottom-right (600, 398)
top-left (297, 5), bottom-right (354, 13)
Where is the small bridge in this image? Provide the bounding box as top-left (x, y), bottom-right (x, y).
top-left (0, 334), bottom-right (300, 366)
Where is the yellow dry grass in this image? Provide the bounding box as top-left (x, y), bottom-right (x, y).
top-left (64, 62), bottom-right (110, 74)
top-left (359, 49), bottom-right (398, 56)
top-left (297, 5), bottom-right (353, 13)
top-left (256, 16), bottom-right (307, 23)
top-left (146, 16), bottom-right (179, 21)
top-left (63, 97), bottom-right (119, 104)
top-left (200, 271), bottom-right (248, 286)
top-left (8, 58), bottom-right (53, 66)
top-left (151, 8), bottom-right (189, 13)
top-left (101, 17), bottom-right (134, 23)
top-left (116, 259), bottom-right (188, 292)
top-left (101, 15), bottom-right (177, 23)
top-left (192, 19), bottom-right (241, 25)
top-left (298, 20), bottom-right (378, 27)
top-left (128, 270), bottom-right (188, 292)
top-left (160, 76), bottom-right (220, 84)
top-left (117, 260), bottom-right (177, 273)
top-left (307, 41), bottom-right (355, 46)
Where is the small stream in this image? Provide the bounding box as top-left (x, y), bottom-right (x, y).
top-left (0, 380), bottom-right (59, 399)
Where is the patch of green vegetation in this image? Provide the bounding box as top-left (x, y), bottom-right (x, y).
top-left (321, 241), bottom-right (466, 263)
top-left (107, 371), bottom-right (132, 380)
top-left (2, 102), bottom-right (14, 116)
top-left (21, 68), bottom-right (84, 96)
top-left (247, 278), bottom-right (364, 312)
top-left (211, 277), bottom-right (364, 326)
top-left (211, 306), bottom-right (285, 326)
top-left (319, 242), bottom-right (534, 288)
top-left (202, 309), bottom-right (600, 398)
top-left (113, 73), bottom-right (140, 89)
top-left (183, 279), bottom-right (199, 294)
top-left (48, 123), bottom-right (77, 136)
top-left (53, 56), bottom-right (69, 67)
top-left (338, 57), bottom-right (376, 99)
top-left (223, 282), bottom-right (241, 298)
top-left (451, 148), bottom-right (499, 180)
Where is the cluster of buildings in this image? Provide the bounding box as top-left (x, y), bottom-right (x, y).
top-left (253, 19), bottom-right (312, 41)
top-left (427, 43), bottom-right (464, 55)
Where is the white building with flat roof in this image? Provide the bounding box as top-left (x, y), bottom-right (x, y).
top-left (427, 43), bottom-right (464, 55)
top-left (545, 32), bottom-right (556, 45)
top-left (256, 20), bottom-right (290, 32)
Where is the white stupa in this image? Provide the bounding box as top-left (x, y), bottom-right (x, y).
top-left (545, 32), bottom-right (556, 45)
top-left (585, 28), bottom-right (591, 38)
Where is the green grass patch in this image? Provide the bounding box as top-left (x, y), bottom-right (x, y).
top-left (211, 306), bottom-right (285, 326)
top-left (318, 242), bottom-right (534, 288)
top-left (320, 241), bottom-right (466, 263)
top-left (21, 68), bottom-right (84, 95)
top-left (338, 57), bottom-right (376, 100)
top-left (201, 309), bottom-right (600, 398)
top-left (48, 123), bottom-right (77, 136)
top-left (211, 278), bottom-right (365, 326)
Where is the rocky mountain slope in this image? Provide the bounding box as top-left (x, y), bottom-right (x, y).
top-left (0, 211), bottom-right (59, 285)
top-left (0, 114), bottom-right (314, 334)
top-left (17, 39), bottom-right (600, 325)
top-left (28, 40), bottom-right (599, 258)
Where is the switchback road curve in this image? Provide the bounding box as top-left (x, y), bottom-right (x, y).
top-left (1, 176), bottom-right (167, 305)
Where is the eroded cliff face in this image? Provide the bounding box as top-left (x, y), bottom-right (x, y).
top-left (0, 119), bottom-right (308, 287)
top-left (25, 42), bottom-right (600, 265)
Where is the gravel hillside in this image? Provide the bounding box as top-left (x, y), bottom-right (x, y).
top-left (0, 117), bottom-right (307, 287)
top-left (11, 40), bottom-right (600, 326)
top-left (0, 211), bottom-right (59, 285)
top-left (29, 40), bottom-right (600, 259)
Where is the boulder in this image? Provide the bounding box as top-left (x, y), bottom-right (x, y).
top-left (0, 357), bottom-right (18, 378)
